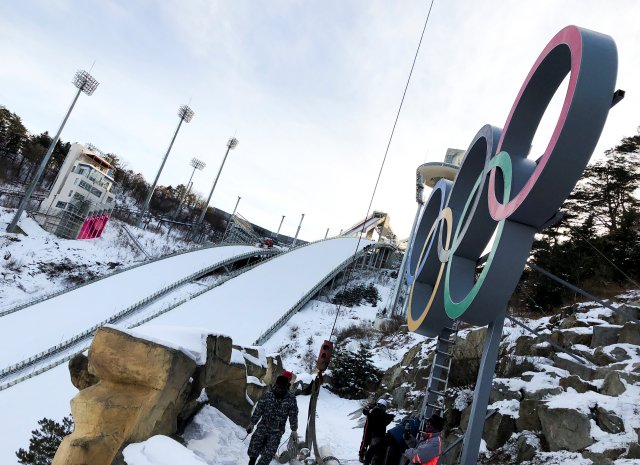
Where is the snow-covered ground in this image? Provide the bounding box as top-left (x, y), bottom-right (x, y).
top-left (0, 208), bottom-right (199, 309)
top-left (124, 389), bottom-right (364, 465)
top-left (262, 271), bottom-right (422, 377)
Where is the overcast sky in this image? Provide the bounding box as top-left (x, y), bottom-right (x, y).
top-left (1, 0), bottom-right (639, 241)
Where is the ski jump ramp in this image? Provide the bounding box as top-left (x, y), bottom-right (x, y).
top-left (0, 237), bottom-right (387, 465)
top-left (0, 245), bottom-right (268, 370)
top-left (134, 237), bottom-right (376, 346)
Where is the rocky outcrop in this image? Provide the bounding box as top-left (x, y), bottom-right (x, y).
top-left (591, 325), bottom-right (620, 348)
top-left (595, 406), bottom-right (625, 434)
top-left (559, 375), bottom-right (595, 393)
top-left (450, 328), bottom-right (486, 386)
top-left (619, 322), bottom-right (640, 345)
top-left (538, 406), bottom-right (594, 452)
top-left (600, 371), bottom-right (626, 396)
top-left (53, 326), bottom-right (197, 465)
top-left (68, 353), bottom-right (99, 390)
top-left (53, 327), bottom-right (286, 465)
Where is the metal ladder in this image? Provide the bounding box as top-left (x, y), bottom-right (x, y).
top-left (421, 320), bottom-right (460, 421)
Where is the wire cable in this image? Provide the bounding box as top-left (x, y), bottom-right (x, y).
top-left (575, 232), bottom-right (640, 288)
top-left (328, 0), bottom-right (437, 339)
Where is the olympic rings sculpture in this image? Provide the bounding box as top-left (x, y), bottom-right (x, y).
top-left (406, 26), bottom-right (618, 337)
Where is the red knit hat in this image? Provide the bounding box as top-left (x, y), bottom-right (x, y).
top-left (282, 370), bottom-right (293, 380)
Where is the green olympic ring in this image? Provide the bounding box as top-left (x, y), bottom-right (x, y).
top-left (443, 151), bottom-right (511, 319)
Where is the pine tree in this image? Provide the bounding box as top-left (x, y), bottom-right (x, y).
top-left (16, 416), bottom-right (73, 465)
top-left (514, 128), bottom-right (640, 312)
top-left (329, 344), bottom-right (381, 399)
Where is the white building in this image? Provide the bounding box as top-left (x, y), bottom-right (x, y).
top-left (38, 143), bottom-right (116, 238)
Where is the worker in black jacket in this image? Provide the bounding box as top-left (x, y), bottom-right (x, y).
top-left (359, 398), bottom-right (394, 465)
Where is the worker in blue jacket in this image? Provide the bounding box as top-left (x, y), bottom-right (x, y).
top-left (383, 416), bottom-right (421, 465)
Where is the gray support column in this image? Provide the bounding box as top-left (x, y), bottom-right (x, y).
top-left (459, 311), bottom-right (506, 465)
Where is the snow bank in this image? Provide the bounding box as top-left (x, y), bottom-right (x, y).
top-left (123, 436), bottom-right (208, 465)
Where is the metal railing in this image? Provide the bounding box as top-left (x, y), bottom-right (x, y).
top-left (0, 238), bottom-right (392, 390)
top-left (0, 249), bottom-right (279, 389)
top-left (0, 240), bottom-right (245, 318)
top-left (253, 242), bottom-right (395, 345)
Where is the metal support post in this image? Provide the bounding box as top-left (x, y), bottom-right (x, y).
top-left (292, 213), bottom-right (304, 247)
top-left (459, 310), bottom-right (506, 465)
top-left (325, 227), bottom-right (329, 239)
top-left (329, 276), bottom-right (337, 293)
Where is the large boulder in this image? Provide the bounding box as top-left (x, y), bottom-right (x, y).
top-left (626, 442), bottom-right (640, 460)
top-left (523, 386), bottom-right (563, 401)
top-left (516, 399), bottom-right (542, 432)
top-left (552, 354), bottom-right (595, 381)
top-left (53, 326), bottom-right (197, 465)
top-left (619, 322), bottom-right (640, 345)
top-left (496, 356), bottom-right (535, 378)
top-left (549, 329), bottom-right (592, 348)
top-left (560, 315), bottom-right (589, 329)
top-left (205, 349), bottom-right (252, 426)
top-left (538, 406), bottom-right (594, 451)
top-left (68, 353), bottom-right (99, 390)
top-left (459, 407), bottom-right (515, 450)
top-left (559, 375), bottom-right (595, 393)
top-left (483, 412), bottom-right (516, 450)
top-left (516, 433), bottom-right (539, 462)
top-left (489, 382), bottom-right (522, 403)
top-left (600, 371), bottom-right (626, 396)
top-left (592, 347), bottom-right (616, 366)
top-left (591, 326), bottom-right (620, 348)
top-left (595, 406), bottom-right (625, 434)
top-left (450, 328), bottom-right (486, 386)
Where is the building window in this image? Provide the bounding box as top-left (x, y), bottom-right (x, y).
top-left (56, 201), bottom-right (67, 208)
top-left (73, 192), bottom-right (85, 201)
top-left (68, 190), bottom-right (73, 197)
top-left (78, 180), bottom-right (102, 198)
top-left (106, 196), bottom-right (113, 203)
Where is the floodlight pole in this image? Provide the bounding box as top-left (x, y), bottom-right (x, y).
top-left (7, 70), bottom-right (99, 233)
top-left (137, 104), bottom-right (194, 228)
top-left (171, 157), bottom-right (205, 221)
top-left (291, 213), bottom-right (305, 247)
top-left (325, 228), bottom-right (330, 239)
top-left (196, 137), bottom-right (239, 228)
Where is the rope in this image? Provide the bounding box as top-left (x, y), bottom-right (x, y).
top-left (328, 0), bottom-right (437, 339)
